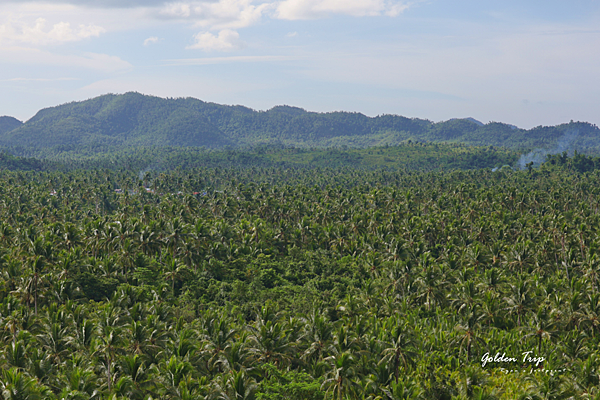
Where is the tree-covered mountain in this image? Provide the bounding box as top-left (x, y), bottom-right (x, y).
top-left (0, 93), bottom-right (230, 155)
top-left (0, 116), bottom-right (22, 135)
top-left (1, 92), bottom-right (599, 158)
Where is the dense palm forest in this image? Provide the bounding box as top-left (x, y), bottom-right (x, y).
top-left (0, 142), bottom-right (519, 173)
top-left (55, 143), bottom-right (521, 173)
top-left (0, 157), bottom-right (599, 399)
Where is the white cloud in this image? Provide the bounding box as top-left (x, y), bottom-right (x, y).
top-left (4, 77), bottom-right (80, 82)
top-left (276, 0), bottom-right (410, 20)
top-left (0, 3), bottom-right (158, 36)
top-left (0, 17), bottom-right (105, 45)
top-left (1, 0), bottom-right (412, 51)
top-left (162, 54), bottom-right (293, 65)
top-left (160, 2), bottom-right (192, 18)
top-left (186, 29), bottom-right (245, 51)
top-left (286, 31), bottom-right (298, 37)
top-left (385, 2), bottom-right (410, 17)
top-left (82, 53), bottom-right (134, 72)
top-left (1, 0), bottom-right (168, 8)
top-left (157, 0), bottom-right (273, 30)
top-left (194, 0), bottom-right (272, 30)
top-left (156, 0), bottom-right (408, 28)
top-left (0, 45), bottom-right (133, 72)
top-left (144, 36), bottom-right (160, 46)
top-left (78, 23), bottom-right (106, 38)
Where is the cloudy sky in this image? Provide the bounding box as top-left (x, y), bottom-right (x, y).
top-left (1, 0), bottom-right (599, 128)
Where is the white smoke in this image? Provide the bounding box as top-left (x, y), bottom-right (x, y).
top-left (492, 165), bottom-right (513, 172)
top-left (517, 128), bottom-right (579, 170)
top-left (139, 162), bottom-right (161, 180)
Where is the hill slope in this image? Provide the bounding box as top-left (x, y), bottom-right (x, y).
top-left (0, 116), bottom-right (22, 135)
top-left (1, 92), bottom-right (599, 158)
top-left (1, 93), bottom-right (230, 154)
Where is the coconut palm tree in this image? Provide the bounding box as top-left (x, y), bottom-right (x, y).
top-left (322, 352), bottom-right (360, 400)
top-left (0, 367), bottom-right (51, 400)
top-left (381, 318), bottom-right (417, 383)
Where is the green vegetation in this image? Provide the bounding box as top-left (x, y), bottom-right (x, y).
top-left (0, 151), bottom-right (52, 171)
top-left (0, 157), bottom-right (598, 398)
top-left (544, 151), bottom-right (600, 173)
top-left (50, 142), bottom-right (519, 172)
top-left (0, 141), bottom-right (520, 173)
top-left (1, 93), bottom-right (599, 159)
top-left (0, 116), bottom-right (22, 135)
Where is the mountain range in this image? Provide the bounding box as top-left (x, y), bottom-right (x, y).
top-left (1, 92), bottom-right (599, 158)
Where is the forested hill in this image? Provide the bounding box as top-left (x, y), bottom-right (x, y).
top-left (0, 116), bottom-right (22, 135)
top-left (0, 93), bottom-right (230, 155)
top-left (1, 92), bottom-right (599, 158)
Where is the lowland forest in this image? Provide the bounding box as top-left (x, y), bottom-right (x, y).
top-left (0, 93), bottom-right (600, 399)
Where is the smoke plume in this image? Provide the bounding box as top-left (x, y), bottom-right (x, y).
top-left (517, 128), bottom-right (579, 169)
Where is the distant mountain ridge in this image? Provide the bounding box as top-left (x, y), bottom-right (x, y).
top-left (0, 92), bottom-right (599, 158)
top-left (0, 116), bottom-right (23, 135)
top-left (450, 117), bottom-right (484, 126)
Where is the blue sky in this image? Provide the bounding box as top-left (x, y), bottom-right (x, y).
top-left (1, 0), bottom-right (599, 129)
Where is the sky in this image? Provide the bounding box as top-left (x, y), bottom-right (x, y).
top-left (0, 0), bottom-right (599, 129)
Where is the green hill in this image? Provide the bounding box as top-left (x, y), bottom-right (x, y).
top-left (1, 93), bottom-right (230, 155)
top-left (1, 92), bottom-right (599, 158)
top-left (0, 116), bottom-right (22, 135)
